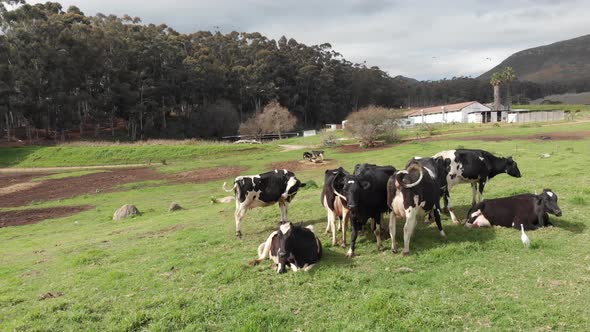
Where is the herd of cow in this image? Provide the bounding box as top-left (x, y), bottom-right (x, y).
top-left (222, 149), bottom-right (562, 273)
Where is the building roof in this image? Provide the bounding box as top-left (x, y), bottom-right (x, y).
top-left (406, 101), bottom-right (488, 117)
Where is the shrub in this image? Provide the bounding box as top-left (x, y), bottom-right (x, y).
top-left (320, 131), bottom-right (339, 148)
top-left (238, 101), bottom-right (297, 139)
top-left (345, 105), bottom-right (400, 148)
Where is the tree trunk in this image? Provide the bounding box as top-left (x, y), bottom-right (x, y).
top-left (505, 83), bottom-right (512, 109)
top-left (110, 107), bottom-right (116, 138)
top-left (5, 112), bottom-right (10, 142)
top-left (493, 84), bottom-right (501, 110)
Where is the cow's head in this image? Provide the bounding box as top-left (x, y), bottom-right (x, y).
top-left (505, 157), bottom-right (521, 178)
top-left (539, 189), bottom-right (562, 216)
top-left (283, 174), bottom-right (304, 201)
top-left (276, 221), bottom-right (295, 273)
top-left (341, 175), bottom-right (370, 212)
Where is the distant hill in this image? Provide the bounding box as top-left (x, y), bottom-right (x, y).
top-left (478, 34), bottom-right (590, 83)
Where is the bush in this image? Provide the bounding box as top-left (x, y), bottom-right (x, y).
top-left (320, 131), bottom-right (339, 148)
top-left (345, 105), bottom-right (400, 148)
top-left (239, 101), bottom-right (296, 139)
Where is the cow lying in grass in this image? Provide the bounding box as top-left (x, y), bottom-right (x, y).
top-left (250, 222), bottom-right (322, 273)
top-left (466, 189), bottom-right (562, 230)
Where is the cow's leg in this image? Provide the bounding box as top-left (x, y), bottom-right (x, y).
top-left (374, 214), bottom-right (383, 252)
top-left (471, 183), bottom-right (478, 206)
top-left (249, 231), bottom-right (277, 266)
top-left (279, 200), bottom-right (288, 222)
top-left (337, 216), bottom-right (342, 232)
top-left (445, 192), bottom-right (460, 224)
top-left (346, 220), bottom-right (362, 257)
top-left (442, 189), bottom-right (450, 213)
top-left (328, 210), bottom-right (337, 246)
top-left (389, 211), bottom-right (397, 253)
top-left (235, 202), bottom-right (248, 239)
top-left (325, 207), bottom-right (334, 233)
top-left (402, 207), bottom-right (418, 256)
top-left (536, 212), bottom-right (546, 227)
top-left (341, 209), bottom-right (349, 248)
top-left (478, 178), bottom-right (486, 203)
top-left (433, 207), bottom-right (446, 238)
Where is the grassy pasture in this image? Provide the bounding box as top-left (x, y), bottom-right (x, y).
top-left (1, 124), bottom-right (590, 330)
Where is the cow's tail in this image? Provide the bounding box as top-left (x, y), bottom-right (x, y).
top-left (403, 164), bottom-right (423, 188)
top-left (222, 181), bottom-right (237, 192)
top-left (386, 175), bottom-right (396, 209)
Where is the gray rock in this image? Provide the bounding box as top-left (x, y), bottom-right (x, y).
top-left (169, 202), bottom-right (183, 212)
top-left (113, 204), bottom-right (140, 220)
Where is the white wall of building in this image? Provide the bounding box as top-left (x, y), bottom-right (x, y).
top-left (408, 102), bottom-right (491, 124)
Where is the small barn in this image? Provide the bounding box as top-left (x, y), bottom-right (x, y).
top-left (405, 101), bottom-right (493, 124)
top-left (506, 109), bottom-right (565, 123)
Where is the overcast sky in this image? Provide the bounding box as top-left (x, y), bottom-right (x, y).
top-left (53, 0), bottom-right (589, 80)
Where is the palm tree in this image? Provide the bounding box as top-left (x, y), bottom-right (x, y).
top-left (490, 72), bottom-right (503, 111)
top-left (501, 67), bottom-right (516, 109)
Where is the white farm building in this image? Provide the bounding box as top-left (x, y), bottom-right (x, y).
top-left (405, 101), bottom-right (495, 125)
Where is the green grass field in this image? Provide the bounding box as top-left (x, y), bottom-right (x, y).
top-left (1, 123), bottom-right (590, 330)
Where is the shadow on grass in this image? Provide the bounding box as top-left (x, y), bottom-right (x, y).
top-left (0, 146), bottom-right (44, 167)
top-left (552, 218), bottom-right (586, 233)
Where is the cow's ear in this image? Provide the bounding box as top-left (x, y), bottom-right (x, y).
top-left (300, 182), bottom-right (306, 188)
top-left (361, 181), bottom-right (371, 190)
top-left (507, 156), bottom-right (513, 162)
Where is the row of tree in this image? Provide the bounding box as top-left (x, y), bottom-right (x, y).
top-left (1, 1), bottom-right (588, 141)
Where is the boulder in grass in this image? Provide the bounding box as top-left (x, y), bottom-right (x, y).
top-left (169, 202), bottom-right (183, 212)
top-left (113, 204), bottom-right (140, 220)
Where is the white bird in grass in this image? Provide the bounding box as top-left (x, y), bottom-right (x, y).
top-left (520, 224), bottom-right (531, 248)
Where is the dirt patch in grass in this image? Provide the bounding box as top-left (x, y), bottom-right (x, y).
top-left (0, 166), bottom-right (246, 208)
top-left (338, 130), bottom-right (590, 153)
top-left (0, 172), bottom-right (53, 189)
top-left (338, 143), bottom-right (403, 153)
top-left (268, 159), bottom-right (336, 172)
top-left (168, 166), bottom-right (247, 184)
top-left (429, 131), bottom-right (590, 142)
top-left (0, 205), bottom-right (94, 227)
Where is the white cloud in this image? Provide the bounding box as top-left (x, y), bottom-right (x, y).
top-left (55, 0), bottom-right (590, 80)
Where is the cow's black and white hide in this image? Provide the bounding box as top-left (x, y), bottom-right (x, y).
top-left (223, 169), bottom-right (305, 238)
top-left (249, 222), bottom-right (322, 273)
top-left (405, 156), bottom-right (453, 223)
top-left (303, 152), bottom-right (313, 161)
top-left (433, 149), bottom-right (521, 219)
top-left (321, 167), bottom-right (351, 247)
top-left (341, 163), bottom-right (396, 257)
top-left (387, 163), bottom-right (447, 255)
top-left (466, 189), bottom-right (562, 230)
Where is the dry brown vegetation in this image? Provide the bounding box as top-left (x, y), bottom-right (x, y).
top-left (239, 101), bottom-right (297, 138)
top-left (345, 105), bottom-right (400, 147)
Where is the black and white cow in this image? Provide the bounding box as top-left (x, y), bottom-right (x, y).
top-left (466, 189), bottom-right (562, 230)
top-left (321, 167), bottom-right (350, 247)
top-left (249, 222), bottom-right (322, 273)
top-left (340, 163), bottom-right (396, 257)
top-left (303, 152), bottom-right (313, 161)
top-left (387, 163), bottom-right (447, 255)
top-left (405, 156), bottom-right (452, 222)
top-left (433, 149), bottom-right (521, 222)
top-left (223, 169), bottom-right (305, 238)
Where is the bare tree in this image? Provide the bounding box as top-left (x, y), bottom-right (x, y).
top-left (239, 100), bottom-right (297, 139)
top-left (345, 105), bottom-right (400, 147)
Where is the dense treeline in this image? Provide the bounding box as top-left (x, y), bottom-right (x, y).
top-left (1, 1), bottom-right (588, 141)
top-left (0, 1), bottom-right (407, 141)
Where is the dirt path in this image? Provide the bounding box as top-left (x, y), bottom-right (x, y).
top-left (279, 144), bottom-right (308, 152)
top-left (0, 164), bottom-right (150, 173)
top-left (0, 166), bottom-right (246, 208)
top-left (0, 205), bottom-right (94, 228)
